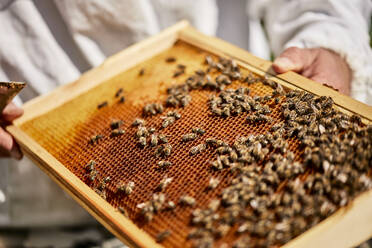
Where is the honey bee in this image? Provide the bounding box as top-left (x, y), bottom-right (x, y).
top-left (166, 201), bottom-right (176, 210)
top-left (158, 134), bottom-right (168, 143)
top-left (167, 111), bottom-right (181, 119)
top-left (117, 181), bottom-right (135, 195)
top-left (136, 126), bottom-right (149, 137)
top-left (156, 230), bottom-right (171, 243)
top-left (111, 129), bottom-right (125, 137)
top-left (207, 177), bottom-right (220, 190)
top-left (192, 128), bottom-right (205, 135)
top-left (139, 136), bottom-right (147, 147)
top-left (182, 133), bottom-right (198, 142)
top-left (110, 119), bottom-right (123, 129)
top-left (89, 170), bottom-right (97, 181)
top-left (157, 176), bottom-right (173, 191)
top-left (97, 101), bottom-right (108, 109)
top-left (132, 118), bottom-right (146, 126)
top-left (139, 68), bottom-right (145, 76)
top-left (205, 138), bottom-right (218, 147)
top-left (150, 134), bottom-right (158, 146)
top-left (190, 144), bottom-right (206, 155)
top-left (173, 70), bottom-right (184, 78)
top-left (158, 161), bottom-right (172, 169)
top-left (166, 57), bottom-right (176, 63)
top-left (162, 116), bottom-right (175, 128)
top-left (115, 88), bottom-right (123, 97)
top-left (163, 144), bottom-right (172, 157)
top-left (89, 134), bottom-right (103, 144)
top-left (179, 195), bottom-right (196, 206)
top-left (119, 96), bottom-right (125, 103)
top-left (85, 160), bottom-right (96, 171)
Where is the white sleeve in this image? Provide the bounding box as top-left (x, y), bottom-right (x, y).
top-left (261, 0), bottom-right (372, 105)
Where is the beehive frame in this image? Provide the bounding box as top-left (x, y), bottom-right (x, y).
top-left (7, 21), bottom-right (372, 248)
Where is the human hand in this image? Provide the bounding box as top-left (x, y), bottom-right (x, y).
top-left (0, 102), bottom-right (23, 160)
top-left (272, 47), bottom-right (351, 95)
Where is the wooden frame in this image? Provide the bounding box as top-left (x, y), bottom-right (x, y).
top-left (6, 21), bottom-right (372, 248)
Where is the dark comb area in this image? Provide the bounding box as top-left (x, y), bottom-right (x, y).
top-left (20, 41), bottom-right (372, 248)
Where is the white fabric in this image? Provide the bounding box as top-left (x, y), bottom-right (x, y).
top-left (0, 0), bottom-right (370, 227)
top-left (249, 0), bottom-right (372, 105)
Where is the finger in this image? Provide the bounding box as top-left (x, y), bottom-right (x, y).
top-left (273, 47), bottom-right (318, 74)
top-left (2, 102), bottom-right (23, 122)
top-left (0, 127), bottom-right (22, 160)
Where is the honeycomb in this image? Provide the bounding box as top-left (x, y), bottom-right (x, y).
top-left (20, 41), bottom-right (327, 247)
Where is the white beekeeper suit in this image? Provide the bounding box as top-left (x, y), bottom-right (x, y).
top-left (0, 0), bottom-right (371, 230)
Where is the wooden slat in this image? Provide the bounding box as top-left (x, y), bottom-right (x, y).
top-left (7, 125), bottom-right (162, 248)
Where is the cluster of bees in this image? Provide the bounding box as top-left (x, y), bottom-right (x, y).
top-left (186, 90), bottom-right (372, 247)
top-left (86, 53), bottom-right (371, 247)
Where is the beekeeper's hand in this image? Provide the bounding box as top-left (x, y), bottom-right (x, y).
top-left (273, 47), bottom-right (351, 95)
top-left (0, 102), bottom-right (23, 160)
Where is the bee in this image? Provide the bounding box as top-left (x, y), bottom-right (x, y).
top-left (210, 158), bottom-right (223, 170)
top-left (139, 136), bottom-right (147, 147)
top-left (180, 94), bottom-right (191, 107)
top-left (195, 69), bottom-right (205, 76)
top-left (205, 55), bottom-right (214, 66)
top-left (214, 224), bottom-right (230, 238)
top-left (148, 127), bottom-right (156, 133)
top-left (89, 134), bottom-right (103, 144)
top-left (182, 133), bottom-right (197, 142)
top-left (166, 57), bottom-right (176, 63)
top-left (166, 201), bottom-right (176, 211)
top-left (207, 177), bottom-right (220, 190)
top-left (110, 119), bottom-right (123, 129)
top-left (162, 116), bottom-right (175, 128)
top-left (117, 181), bottom-right (135, 195)
top-left (136, 126), bottom-right (149, 137)
top-left (165, 96), bottom-right (179, 107)
top-left (192, 128), bottom-right (205, 135)
top-left (163, 144), bottom-right (172, 157)
top-left (97, 101), bottom-right (108, 109)
top-left (177, 64), bottom-right (186, 70)
top-left (119, 96), bottom-right (125, 103)
top-left (111, 129), bottom-right (125, 137)
top-left (205, 137), bottom-right (218, 147)
top-left (89, 170), bottom-right (97, 181)
top-left (139, 68), bottom-right (145, 76)
top-left (150, 134), bottom-right (158, 146)
top-left (115, 88), bottom-right (123, 97)
top-left (117, 206), bottom-right (128, 217)
top-left (167, 111), bottom-right (181, 119)
top-left (158, 134), bottom-right (168, 143)
top-left (157, 177), bottom-right (173, 191)
top-left (158, 161), bottom-right (172, 169)
top-left (156, 230), bottom-right (171, 243)
top-left (132, 118), bottom-right (146, 126)
top-left (173, 69), bottom-right (184, 78)
top-left (85, 160), bottom-right (96, 171)
top-left (190, 144), bottom-right (206, 155)
top-left (179, 195), bottom-right (196, 206)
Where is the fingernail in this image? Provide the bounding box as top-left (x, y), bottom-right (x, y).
top-left (10, 148), bottom-right (22, 160)
top-left (273, 57), bottom-right (295, 70)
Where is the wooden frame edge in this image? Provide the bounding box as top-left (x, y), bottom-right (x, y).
top-left (7, 125), bottom-right (162, 248)
top-left (14, 20), bottom-right (190, 126)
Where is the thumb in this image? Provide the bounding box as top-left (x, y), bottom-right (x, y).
top-left (272, 47), bottom-right (317, 74)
